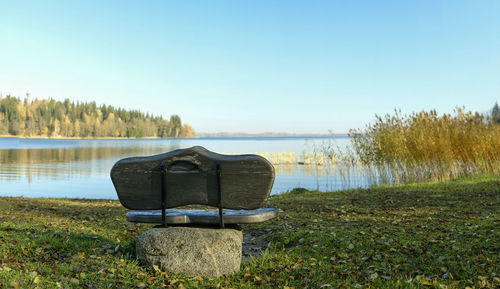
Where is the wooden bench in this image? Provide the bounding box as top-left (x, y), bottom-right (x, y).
top-left (110, 146), bottom-right (279, 227)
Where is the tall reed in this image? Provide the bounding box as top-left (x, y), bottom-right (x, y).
top-left (350, 108), bottom-right (500, 184)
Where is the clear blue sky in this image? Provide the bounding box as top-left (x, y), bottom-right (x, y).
top-left (1, 0), bottom-right (499, 134)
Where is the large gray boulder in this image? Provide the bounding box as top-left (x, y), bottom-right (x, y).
top-left (136, 227), bottom-right (243, 277)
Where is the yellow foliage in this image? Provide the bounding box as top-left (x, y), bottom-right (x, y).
top-left (350, 108), bottom-right (500, 183)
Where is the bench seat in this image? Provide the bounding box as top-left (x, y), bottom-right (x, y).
top-left (126, 208), bottom-right (279, 225)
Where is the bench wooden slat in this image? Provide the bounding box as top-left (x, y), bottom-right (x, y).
top-left (126, 208), bottom-right (279, 224)
top-left (111, 146), bottom-right (275, 210)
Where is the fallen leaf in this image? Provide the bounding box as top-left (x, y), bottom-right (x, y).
top-left (254, 276), bottom-right (262, 285)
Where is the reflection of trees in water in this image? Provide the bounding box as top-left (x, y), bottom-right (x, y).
top-left (0, 146), bottom-right (373, 190)
top-left (0, 146), bottom-right (181, 183)
top-left (0, 147), bottom-right (178, 164)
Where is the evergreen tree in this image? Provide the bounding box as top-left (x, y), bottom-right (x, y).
top-left (492, 102), bottom-right (500, 124)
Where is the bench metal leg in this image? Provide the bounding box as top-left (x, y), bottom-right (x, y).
top-left (160, 160), bottom-right (223, 228)
top-left (216, 160), bottom-right (224, 228)
top-left (160, 161), bottom-right (167, 228)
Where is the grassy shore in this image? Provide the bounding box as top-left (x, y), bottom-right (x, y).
top-left (0, 175), bottom-right (499, 288)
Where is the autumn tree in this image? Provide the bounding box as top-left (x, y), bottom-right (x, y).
top-left (0, 95), bottom-right (194, 138)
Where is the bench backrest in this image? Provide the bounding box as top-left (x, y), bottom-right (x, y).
top-left (111, 146), bottom-right (275, 210)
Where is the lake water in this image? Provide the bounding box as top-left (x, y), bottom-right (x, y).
top-left (0, 137), bottom-right (371, 199)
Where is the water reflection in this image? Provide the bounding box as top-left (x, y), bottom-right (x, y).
top-left (0, 147), bottom-right (170, 165)
top-left (0, 137), bottom-right (372, 198)
top-left (0, 147), bottom-right (357, 181)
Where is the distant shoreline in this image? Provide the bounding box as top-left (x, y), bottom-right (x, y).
top-left (0, 133), bottom-right (349, 140)
top-left (195, 132), bottom-right (348, 138)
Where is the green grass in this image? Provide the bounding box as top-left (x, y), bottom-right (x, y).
top-left (0, 175), bottom-right (499, 288)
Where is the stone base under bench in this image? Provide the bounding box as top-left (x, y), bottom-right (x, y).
top-left (136, 227), bottom-right (243, 277)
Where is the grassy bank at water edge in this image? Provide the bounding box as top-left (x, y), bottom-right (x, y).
top-left (0, 174), bottom-right (499, 288)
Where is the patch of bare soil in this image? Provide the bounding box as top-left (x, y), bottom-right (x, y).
top-left (242, 229), bottom-right (272, 262)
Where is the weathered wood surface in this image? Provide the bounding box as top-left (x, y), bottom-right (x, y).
top-left (127, 208), bottom-right (279, 224)
top-left (111, 146), bottom-right (275, 210)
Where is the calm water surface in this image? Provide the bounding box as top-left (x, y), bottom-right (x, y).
top-left (0, 137), bottom-right (369, 199)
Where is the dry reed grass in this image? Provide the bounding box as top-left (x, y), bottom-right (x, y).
top-left (350, 108), bottom-right (500, 184)
top-left (230, 108), bottom-right (500, 189)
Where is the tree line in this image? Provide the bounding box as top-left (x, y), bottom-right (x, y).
top-left (0, 95), bottom-right (194, 138)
